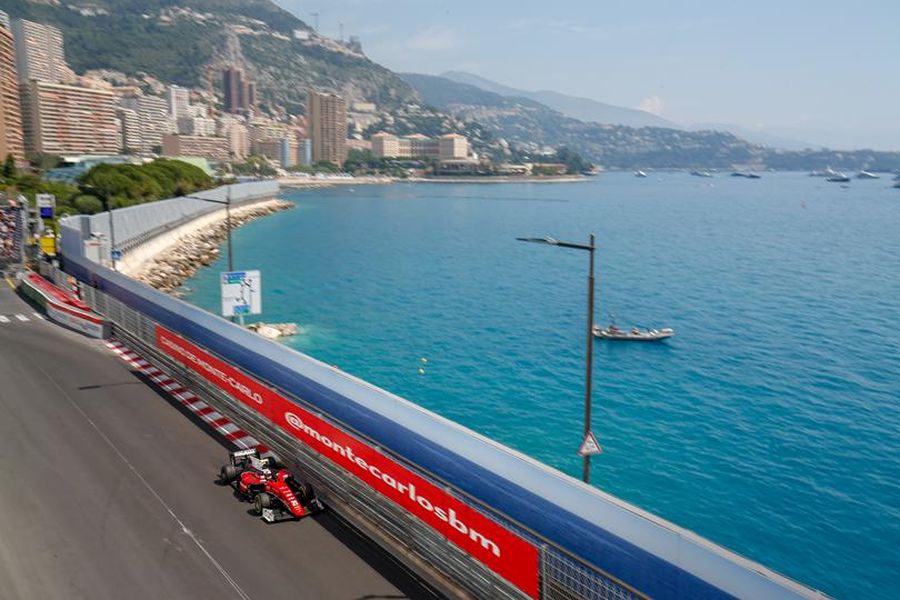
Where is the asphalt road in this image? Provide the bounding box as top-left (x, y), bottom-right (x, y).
top-left (0, 282), bottom-right (438, 600)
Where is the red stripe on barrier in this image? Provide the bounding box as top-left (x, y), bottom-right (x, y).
top-left (154, 325), bottom-right (540, 599)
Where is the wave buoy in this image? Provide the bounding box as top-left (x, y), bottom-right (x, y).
top-left (418, 367), bottom-right (426, 375)
top-left (420, 357), bottom-right (428, 364)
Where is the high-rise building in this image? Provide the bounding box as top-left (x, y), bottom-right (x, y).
top-left (120, 93), bottom-right (175, 153)
top-left (308, 91), bottom-right (347, 166)
top-left (116, 107), bottom-right (142, 153)
top-left (0, 12), bottom-right (25, 162)
top-left (11, 18), bottom-right (68, 84)
top-left (161, 133), bottom-right (230, 162)
top-left (223, 67), bottom-right (242, 113)
top-left (20, 80), bottom-right (119, 155)
top-left (217, 117), bottom-right (249, 160)
top-left (177, 116), bottom-right (216, 137)
top-left (166, 85), bottom-right (190, 119)
top-left (222, 67), bottom-right (256, 114)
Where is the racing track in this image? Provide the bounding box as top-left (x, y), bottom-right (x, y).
top-left (0, 283), bottom-right (439, 600)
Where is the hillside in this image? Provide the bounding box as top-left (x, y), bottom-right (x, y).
top-left (442, 70), bottom-right (679, 129)
top-left (0, 0), bottom-right (418, 113)
top-left (401, 73), bottom-right (900, 170)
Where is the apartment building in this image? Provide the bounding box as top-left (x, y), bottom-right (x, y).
top-left (20, 80), bottom-right (119, 155)
top-left (308, 91), bottom-right (347, 166)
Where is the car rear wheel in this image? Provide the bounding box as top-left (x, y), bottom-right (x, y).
top-left (254, 492), bottom-right (272, 515)
top-left (220, 464), bottom-right (239, 483)
top-left (295, 482), bottom-right (313, 503)
top-left (265, 456), bottom-right (280, 469)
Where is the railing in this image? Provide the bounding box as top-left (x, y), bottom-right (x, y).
top-left (70, 270), bottom-right (645, 600)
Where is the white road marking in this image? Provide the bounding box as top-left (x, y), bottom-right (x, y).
top-left (15, 314), bottom-right (29, 322)
top-left (0, 315), bottom-right (9, 323)
top-left (32, 312), bottom-right (45, 320)
top-left (36, 364), bottom-right (254, 600)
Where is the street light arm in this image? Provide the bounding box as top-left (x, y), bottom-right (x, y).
top-left (516, 236), bottom-right (593, 252)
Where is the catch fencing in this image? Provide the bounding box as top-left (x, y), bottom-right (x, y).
top-left (65, 266), bottom-right (644, 600)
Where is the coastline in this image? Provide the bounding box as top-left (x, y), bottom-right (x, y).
top-left (130, 198), bottom-right (293, 295)
top-left (409, 175), bottom-right (587, 184)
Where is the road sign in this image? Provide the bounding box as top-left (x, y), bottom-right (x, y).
top-left (110, 249), bottom-right (122, 261)
top-left (578, 431), bottom-right (602, 456)
top-left (221, 270), bottom-right (261, 317)
top-left (36, 193), bottom-right (55, 219)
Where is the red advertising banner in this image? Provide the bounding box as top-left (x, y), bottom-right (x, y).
top-left (155, 325), bottom-right (539, 599)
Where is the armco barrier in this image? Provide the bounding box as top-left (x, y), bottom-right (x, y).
top-left (58, 216), bottom-right (828, 599)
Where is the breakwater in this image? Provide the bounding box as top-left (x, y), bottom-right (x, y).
top-left (134, 199), bottom-right (292, 294)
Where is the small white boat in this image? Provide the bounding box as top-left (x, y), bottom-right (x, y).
top-left (826, 173), bottom-right (850, 183)
top-left (634, 170), bottom-right (648, 178)
top-left (690, 170), bottom-right (712, 178)
top-left (856, 171), bottom-right (879, 179)
top-left (593, 324), bottom-right (674, 341)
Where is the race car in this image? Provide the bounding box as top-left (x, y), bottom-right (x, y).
top-left (218, 448), bottom-right (324, 523)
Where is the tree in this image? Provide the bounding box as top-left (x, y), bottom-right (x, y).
top-left (1, 154), bottom-right (16, 180)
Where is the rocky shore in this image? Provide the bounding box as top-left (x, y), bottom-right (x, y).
top-left (134, 199), bottom-right (293, 295)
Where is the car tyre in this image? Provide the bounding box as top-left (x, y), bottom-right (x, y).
top-left (265, 456), bottom-right (280, 469)
top-left (220, 464), bottom-right (239, 483)
top-left (254, 492), bottom-right (272, 515)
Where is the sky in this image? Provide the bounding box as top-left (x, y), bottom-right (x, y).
top-left (277, 0), bottom-right (900, 150)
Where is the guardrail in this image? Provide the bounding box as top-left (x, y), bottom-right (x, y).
top-left (73, 181), bottom-right (278, 255)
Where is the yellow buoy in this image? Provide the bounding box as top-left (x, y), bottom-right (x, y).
top-left (420, 357), bottom-right (428, 363)
top-left (418, 368), bottom-right (425, 375)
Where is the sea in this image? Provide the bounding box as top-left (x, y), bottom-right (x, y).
top-left (182, 172), bottom-right (900, 599)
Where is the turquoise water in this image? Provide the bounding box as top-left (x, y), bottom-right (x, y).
top-left (184, 173), bottom-right (900, 598)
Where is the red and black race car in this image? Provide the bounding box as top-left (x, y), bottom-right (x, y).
top-left (218, 448), bottom-right (324, 522)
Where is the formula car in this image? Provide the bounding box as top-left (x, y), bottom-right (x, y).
top-left (218, 448), bottom-right (324, 523)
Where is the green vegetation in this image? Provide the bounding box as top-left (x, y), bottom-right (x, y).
top-left (77, 159), bottom-right (213, 209)
top-left (0, 0), bottom-right (417, 114)
top-left (342, 149), bottom-right (412, 177)
top-left (0, 154), bottom-right (79, 214)
top-left (231, 155), bottom-right (277, 178)
top-left (534, 147), bottom-right (593, 174)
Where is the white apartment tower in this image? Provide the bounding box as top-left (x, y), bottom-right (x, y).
top-left (11, 19), bottom-right (68, 84)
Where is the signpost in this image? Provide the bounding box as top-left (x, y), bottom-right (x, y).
top-left (36, 193), bottom-right (55, 219)
top-left (578, 431), bottom-right (602, 457)
top-left (221, 270), bottom-right (261, 325)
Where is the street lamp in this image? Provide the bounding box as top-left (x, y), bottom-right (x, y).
top-left (517, 234), bottom-right (598, 483)
top-left (186, 185), bottom-right (233, 272)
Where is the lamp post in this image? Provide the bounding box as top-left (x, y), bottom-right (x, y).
top-left (517, 234), bottom-right (597, 483)
top-left (186, 185), bottom-right (233, 272)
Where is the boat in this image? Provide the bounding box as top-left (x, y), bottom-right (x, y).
top-left (731, 172), bottom-right (761, 179)
top-left (593, 324), bottom-right (674, 342)
top-left (634, 170), bottom-right (647, 178)
top-left (690, 170), bottom-right (713, 178)
top-left (826, 173), bottom-right (851, 182)
top-left (809, 167), bottom-right (839, 177)
top-left (856, 170), bottom-right (879, 179)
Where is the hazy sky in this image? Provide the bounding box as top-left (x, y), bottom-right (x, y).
top-left (278, 1), bottom-right (900, 150)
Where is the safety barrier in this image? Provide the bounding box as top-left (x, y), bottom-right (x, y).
top-left (68, 181), bottom-right (278, 255)
top-left (19, 271), bottom-right (108, 338)
top-left (57, 206), bottom-right (827, 600)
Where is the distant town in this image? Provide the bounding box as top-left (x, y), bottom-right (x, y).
top-left (0, 10), bottom-right (588, 192)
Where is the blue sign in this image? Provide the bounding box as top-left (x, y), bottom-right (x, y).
top-left (111, 250), bottom-right (123, 261)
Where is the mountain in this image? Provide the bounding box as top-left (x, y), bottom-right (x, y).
top-left (691, 123), bottom-right (814, 151)
top-left (0, 0), bottom-right (417, 114)
top-left (442, 70), bottom-right (678, 129)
